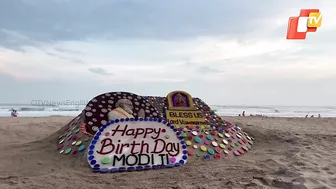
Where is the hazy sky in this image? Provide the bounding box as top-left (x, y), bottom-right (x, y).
top-left (1, 0), bottom-right (336, 106)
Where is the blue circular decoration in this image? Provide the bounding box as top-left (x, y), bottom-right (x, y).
top-left (206, 135), bottom-right (213, 140)
top-left (88, 150), bottom-right (94, 155)
top-left (118, 167), bottom-right (126, 172)
top-left (78, 145), bottom-right (86, 152)
top-left (115, 119), bottom-right (119, 123)
top-left (90, 160), bottom-right (97, 165)
top-left (195, 137), bottom-right (201, 143)
top-left (125, 118), bottom-right (130, 121)
top-left (139, 117), bottom-right (144, 121)
top-left (110, 168), bottom-right (118, 172)
top-left (136, 166), bottom-right (143, 170)
top-left (88, 156), bottom-right (94, 160)
top-left (100, 168), bottom-right (108, 173)
top-left (120, 118), bottom-right (124, 122)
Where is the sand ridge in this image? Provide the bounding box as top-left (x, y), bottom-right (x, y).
top-left (0, 116), bottom-right (335, 189)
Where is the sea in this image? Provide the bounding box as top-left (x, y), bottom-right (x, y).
top-left (1, 103), bottom-right (336, 118)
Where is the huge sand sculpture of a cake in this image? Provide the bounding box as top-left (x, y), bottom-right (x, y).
top-left (56, 91), bottom-right (255, 173)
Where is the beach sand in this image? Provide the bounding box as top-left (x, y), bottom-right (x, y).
top-left (0, 116), bottom-right (335, 189)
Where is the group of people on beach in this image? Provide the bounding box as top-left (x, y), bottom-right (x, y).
top-left (306, 114), bottom-right (321, 118)
top-left (239, 111), bottom-right (322, 118)
top-left (238, 111), bottom-right (266, 117)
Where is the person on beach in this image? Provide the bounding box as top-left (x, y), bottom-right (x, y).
top-left (107, 99), bottom-right (145, 121)
top-left (11, 110), bottom-right (18, 117)
top-left (242, 111), bottom-right (245, 116)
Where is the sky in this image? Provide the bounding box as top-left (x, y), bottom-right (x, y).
top-left (1, 0), bottom-right (336, 106)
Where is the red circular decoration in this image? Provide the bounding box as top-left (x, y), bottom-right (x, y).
top-left (188, 150), bottom-right (195, 155)
top-left (214, 154), bottom-right (221, 159)
top-left (57, 144), bottom-right (64, 150)
top-left (72, 150), bottom-right (78, 155)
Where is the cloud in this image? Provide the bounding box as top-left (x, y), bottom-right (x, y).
top-left (198, 66), bottom-right (225, 74)
top-left (88, 67), bottom-right (113, 75)
top-left (0, 0), bottom-right (336, 106)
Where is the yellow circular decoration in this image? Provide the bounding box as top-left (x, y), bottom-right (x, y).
top-left (218, 133), bottom-right (224, 138)
top-left (200, 145), bottom-right (207, 151)
top-left (75, 141), bottom-right (82, 146)
top-left (200, 126), bottom-right (205, 129)
top-left (219, 143), bottom-right (226, 149)
top-left (185, 141), bottom-right (192, 146)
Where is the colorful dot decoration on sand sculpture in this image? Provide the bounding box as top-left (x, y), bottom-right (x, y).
top-left (181, 125), bottom-right (255, 160)
top-left (57, 113), bottom-right (92, 156)
top-left (143, 96), bottom-right (232, 129)
top-left (84, 92), bottom-right (161, 135)
top-left (87, 118), bottom-right (187, 173)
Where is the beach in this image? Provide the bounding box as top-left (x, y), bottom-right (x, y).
top-left (0, 116), bottom-right (335, 189)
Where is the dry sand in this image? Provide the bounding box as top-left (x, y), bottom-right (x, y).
top-left (0, 116), bottom-right (335, 189)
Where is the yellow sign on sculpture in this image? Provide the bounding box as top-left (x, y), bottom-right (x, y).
top-left (165, 110), bottom-right (208, 128)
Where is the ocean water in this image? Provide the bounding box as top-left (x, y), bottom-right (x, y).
top-left (1, 103), bottom-right (336, 118)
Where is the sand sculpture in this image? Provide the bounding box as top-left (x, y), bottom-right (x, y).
top-left (56, 91), bottom-right (255, 173)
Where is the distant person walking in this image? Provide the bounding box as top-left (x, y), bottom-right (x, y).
top-left (242, 111), bottom-right (245, 116)
top-left (318, 114), bottom-right (321, 118)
